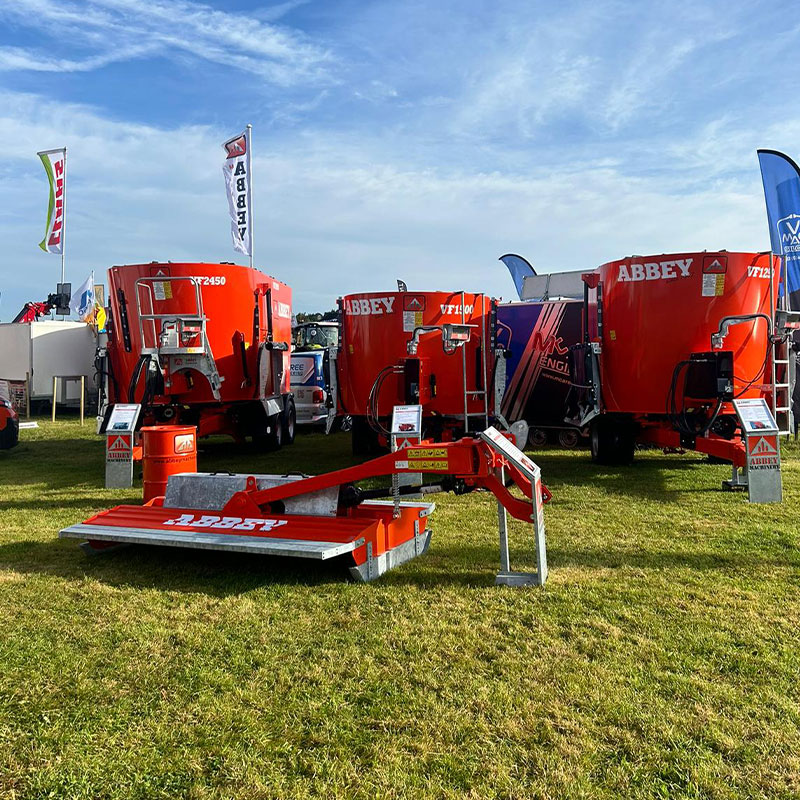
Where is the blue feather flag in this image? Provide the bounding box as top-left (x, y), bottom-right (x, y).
top-left (499, 253), bottom-right (536, 300)
top-left (757, 149), bottom-right (800, 308)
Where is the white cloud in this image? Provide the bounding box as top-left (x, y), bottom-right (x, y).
top-left (0, 88), bottom-right (776, 319)
top-left (0, 44), bottom-right (159, 72)
top-left (354, 81), bottom-right (399, 103)
top-left (0, 0), bottom-right (333, 84)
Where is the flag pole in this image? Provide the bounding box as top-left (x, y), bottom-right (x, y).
top-left (61, 145), bottom-right (67, 287)
top-left (247, 124), bottom-right (253, 269)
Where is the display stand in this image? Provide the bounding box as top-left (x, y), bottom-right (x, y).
top-left (105, 404), bottom-right (141, 489)
top-left (724, 398), bottom-right (783, 503)
top-left (390, 405), bottom-right (423, 508)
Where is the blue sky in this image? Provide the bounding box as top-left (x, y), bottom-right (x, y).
top-left (0, 0), bottom-right (796, 317)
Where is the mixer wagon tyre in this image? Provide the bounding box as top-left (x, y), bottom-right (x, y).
top-left (351, 416), bottom-right (381, 456)
top-left (266, 414), bottom-right (284, 450)
top-left (590, 417), bottom-right (635, 465)
top-left (253, 413), bottom-right (283, 451)
top-left (281, 399), bottom-right (296, 445)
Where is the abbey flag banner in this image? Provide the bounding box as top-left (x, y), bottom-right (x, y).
top-left (70, 272), bottom-right (95, 322)
top-left (222, 128), bottom-right (252, 257)
top-left (37, 147), bottom-right (66, 254)
top-left (757, 149), bottom-right (800, 309)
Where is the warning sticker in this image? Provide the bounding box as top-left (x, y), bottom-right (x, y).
top-left (403, 295), bottom-right (426, 312)
top-left (406, 459), bottom-right (449, 471)
top-left (106, 434), bottom-right (132, 461)
top-left (409, 447), bottom-right (447, 458)
top-left (703, 255), bottom-right (728, 274)
top-left (702, 273), bottom-right (725, 297)
top-left (403, 310), bottom-right (424, 332)
top-left (153, 281), bottom-right (173, 301)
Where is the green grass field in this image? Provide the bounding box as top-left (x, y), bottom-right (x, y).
top-left (1, 420), bottom-right (799, 799)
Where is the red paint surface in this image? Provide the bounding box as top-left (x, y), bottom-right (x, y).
top-left (105, 262), bottom-right (292, 437)
top-left (337, 291), bottom-right (495, 421)
top-left (592, 251), bottom-right (775, 414)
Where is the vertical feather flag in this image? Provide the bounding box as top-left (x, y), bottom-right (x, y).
top-left (499, 254), bottom-right (536, 300)
top-left (37, 147), bottom-right (67, 255)
top-left (222, 127), bottom-right (253, 259)
top-left (757, 149), bottom-right (800, 309)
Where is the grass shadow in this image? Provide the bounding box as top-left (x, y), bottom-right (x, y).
top-left (533, 450), bottom-right (730, 503)
top-left (4, 527), bottom-right (795, 596)
top-left (0, 537), bottom-right (360, 595)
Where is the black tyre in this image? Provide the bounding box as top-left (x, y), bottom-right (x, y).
top-left (558, 429), bottom-right (580, 449)
top-left (0, 419), bottom-right (18, 450)
top-left (529, 428), bottom-right (548, 447)
top-left (590, 416), bottom-right (635, 465)
top-left (281, 398), bottom-right (296, 445)
top-left (351, 416), bottom-right (380, 455)
top-left (254, 413), bottom-right (283, 451)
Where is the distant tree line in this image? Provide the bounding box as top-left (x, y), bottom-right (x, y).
top-left (294, 309), bottom-right (338, 323)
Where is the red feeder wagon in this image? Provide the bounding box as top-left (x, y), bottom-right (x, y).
top-left (330, 290), bottom-right (505, 453)
top-left (100, 262), bottom-right (295, 448)
top-left (572, 250), bottom-right (788, 468)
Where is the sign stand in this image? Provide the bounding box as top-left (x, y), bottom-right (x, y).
top-left (724, 398), bottom-right (782, 503)
top-left (480, 427), bottom-right (548, 586)
top-left (390, 405), bottom-right (423, 511)
top-left (104, 404), bottom-right (141, 489)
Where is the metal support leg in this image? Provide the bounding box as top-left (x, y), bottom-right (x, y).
top-left (722, 462), bottom-right (748, 492)
top-left (495, 464), bottom-right (541, 587)
top-left (498, 491), bottom-right (511, 574)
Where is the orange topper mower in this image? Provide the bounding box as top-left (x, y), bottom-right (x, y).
top-left (60, 426), bottom-right (550, 586)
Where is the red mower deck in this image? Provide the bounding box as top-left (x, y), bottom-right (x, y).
top-left (60, 427), bottom-right (549, 585)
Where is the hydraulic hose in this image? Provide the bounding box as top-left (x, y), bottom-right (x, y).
top-left (666, 359), bottom-right (724, 438)
top-left (127, 355), bottom-right (149, 403)
top-left (367, 365), bottom-right (403, 435)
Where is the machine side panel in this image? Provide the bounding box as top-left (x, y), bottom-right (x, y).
top-left (497, 301), bottom-right (582, 425)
